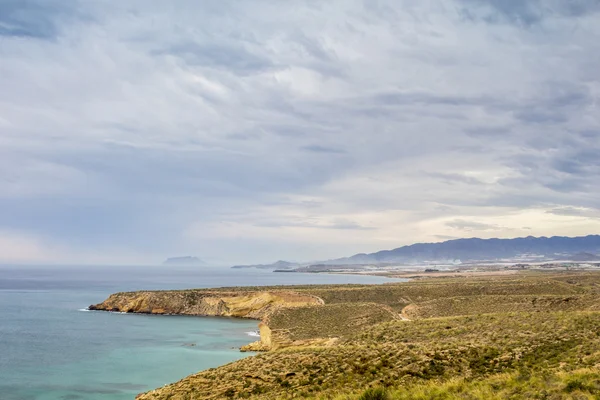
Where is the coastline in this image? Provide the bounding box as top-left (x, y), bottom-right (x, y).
top-left (3, 265), bottom-right (403, 400)
top-left (120, 270), bottom-right (600, 399)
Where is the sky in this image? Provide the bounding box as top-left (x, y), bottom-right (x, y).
top-left (1, 0), bottom-right (599, 265)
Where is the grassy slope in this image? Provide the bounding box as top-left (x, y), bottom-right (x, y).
top-left (344, 369), bottom-right (600, 400)
top-left (267, 303), bottom-right (398, 341)
top-left (136, 272), bottom-right (600, 400)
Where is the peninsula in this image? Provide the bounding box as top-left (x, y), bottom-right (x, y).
top-left (90, 271), bottom-right (600, 399)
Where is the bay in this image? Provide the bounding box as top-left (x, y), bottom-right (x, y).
top-left (0, 265), bottom-right (399, 400)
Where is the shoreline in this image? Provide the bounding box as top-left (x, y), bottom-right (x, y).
top-left (128, 270), bottom-right (600, 400)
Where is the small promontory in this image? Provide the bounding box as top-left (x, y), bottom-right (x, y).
top-left (89, 289), bottom-right (323, 319)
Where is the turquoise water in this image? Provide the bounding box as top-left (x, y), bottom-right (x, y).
top-left (0, 266), bottom-right (398, 400)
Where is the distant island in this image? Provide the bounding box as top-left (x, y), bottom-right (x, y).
top-left (231, 260), bottom-right (298, 270)
top-left (163, 256), bottom-right (204, 266)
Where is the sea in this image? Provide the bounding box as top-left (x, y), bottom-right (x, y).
top-left (0, 265), bottom-right (399, 400)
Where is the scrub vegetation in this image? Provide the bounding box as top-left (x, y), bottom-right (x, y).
top-left (130, 272), bottom-right (600, 399)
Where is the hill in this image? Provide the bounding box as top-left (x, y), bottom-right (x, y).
top-left (130, 271), bottom-right (600, 399)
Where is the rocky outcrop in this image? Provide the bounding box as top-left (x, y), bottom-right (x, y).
top-left (89, 290), bottom-right (323, 320)
top-left (240, 322), bottom-right (273, 352)
top-left (91, 290), bottom-right (329, 354)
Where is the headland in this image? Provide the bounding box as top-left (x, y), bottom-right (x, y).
top-left (90, 271), bottom-right (600, 399)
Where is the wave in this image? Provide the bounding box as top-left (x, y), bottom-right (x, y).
top-left (79, 308), bottom-right (128, 314)
top-left (245, 331), bottom-right (260, 337)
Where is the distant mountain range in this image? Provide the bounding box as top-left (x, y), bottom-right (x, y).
top-left (326, 235), bottom-right (600, 265)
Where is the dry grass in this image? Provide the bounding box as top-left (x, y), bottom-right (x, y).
top-left (267, 303), bottom-right (398, 341)
top-left (138, 311), bottom-right (600, 399)
top-left (403, 294), bottom-right (600, 319)
top-left (333, 368), bottom-right (600, 400)
top-left (132, 271), bottom-right (600, 400)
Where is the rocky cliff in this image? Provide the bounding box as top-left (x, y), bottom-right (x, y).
top-left (89, 289), bottom-right (323, 320)
top-left (89, 289), bottom-right (399, 352)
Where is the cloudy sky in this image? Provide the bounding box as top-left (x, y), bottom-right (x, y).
top-left (1, 0), bottom-right (599, 265)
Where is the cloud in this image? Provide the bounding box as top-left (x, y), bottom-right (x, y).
top-left (445, 219), bottom-right (505, 232)
top-left (301, 145), bottom-right (346, 154)
top-left (546, 207), bottom-right (600, 219)
top-left (0, 0), bottom-right (61, 38)
top-left (457, 0), bottom-right (600, 26)
top-left (426, 172), bottom-right (486, 186)
top-left (254, 217), bottom-right (373, 230)
top-left (0, 0), bottom-right (599, 264)
top-left (0, 231), bottom-right (56, 263)
top-left (434, 235), bottom-right (460, 241)
top-left (153, 42), bottom-right (273, 73)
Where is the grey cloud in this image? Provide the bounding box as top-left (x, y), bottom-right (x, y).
top-left (464, 126), bottom-right (511, 137)
top-left (514, 109), bottom-right (569, 124)
top-left (373, 91), bottom-right (500, 108)
top-left (497, 172), bottom-right (587, 195)
top-left (367, 86), bottom-right (589, 128)
top-left (293, 33), bottom-right (333, 63)
top-left (542, 83), bottom-right (591, 109)
top-left (226, 132), bottom-right (262, 141)
top-left (265, 125), bottom-right (310, 137)
top-left (458, 0), bottom-right (600, 26)
top-left (0, 0), bottom-right (61, 38)
top-left (46, 143), bottom-right (337, 198)
top-left (288, 32), bottom-right (345, 78)
top-left (446, 219), bottom-right (504, 231)
top-left (546, 207), bottom-right (600, 219)
top-left (0, 0), bottom-right (86, 39)
top-left (426, 172), bottom-right (486, 186)
top-left (494, 129), bottom-right (600, 200)
top-left (301, 145), bottom-right (346, 154)
top-left (543, 180), bottom-right (587, 193)
top-left (554, 149), bottom-right (600, 177)
top-left (561, 0), bottom-right (600, 17)
top-left (514, 82), bottom-right (592, 124)
top-left (552, 159), bottom-right (586, 176)
top-left (434, 235), bottom-right (460, 240)
top-left (153, 42), bottom-right (272, 73)
top-left (458, 0), bottom-right (543, 26)
top-left (580, 130), bottom-right (600, 139)
top-left (328, 219), bottom-right (375, 230)
top-left (254, 218), bottom-right (373, 231)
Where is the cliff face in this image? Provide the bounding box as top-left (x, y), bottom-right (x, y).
top-left (89, 290), bottom-right (323, 320)
top-left (240, 302), bottom-right (399, 351)
top-left (240, 322), bottom-right (273, 352)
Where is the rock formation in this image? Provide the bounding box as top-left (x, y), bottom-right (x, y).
top-left (90, 289), bottom-right (329, 351)
top-left (89, 289), bottom-right (323, 319)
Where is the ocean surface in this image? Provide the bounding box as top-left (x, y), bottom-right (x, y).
top-left (0, 265), bottom-right (399, 400)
